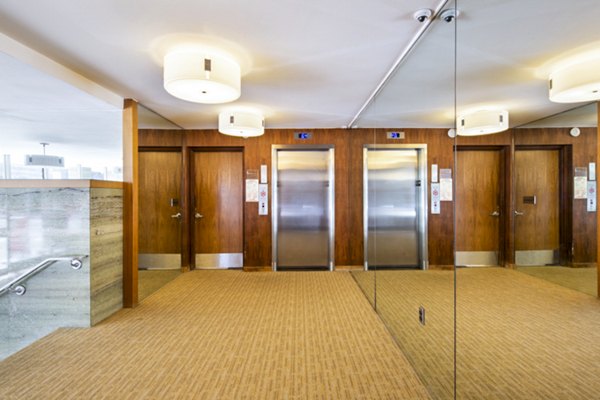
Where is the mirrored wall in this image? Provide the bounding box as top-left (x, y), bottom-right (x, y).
top-left (455, 1), bottom-right (599, 398)
top-left (136, 104), bottom-right (185, 301)
top-left (352, 1), bottom-right (457, 398)
top-left (514, 103), bottom-right (597, 297)
top-left (353, 0), bottom-right (599, 398)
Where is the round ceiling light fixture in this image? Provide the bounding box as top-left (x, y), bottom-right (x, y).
top-left (218, 109), bottom-right (265, 138)
top-left (163, 47), bottom-right (241, 104)
top-left (549, 56), bottom-right (600, 103)
top-left (457, 110), bottom-right (509, 136)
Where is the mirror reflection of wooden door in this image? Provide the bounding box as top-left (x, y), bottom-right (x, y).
top-left (192, 150), bottom-right (243, 269)
top-left (514, 149), bottom-right (560, 266)
top-left (138, 151), bottom-right (182, 269)
top-left (456, 149), bottom-right (502, 266)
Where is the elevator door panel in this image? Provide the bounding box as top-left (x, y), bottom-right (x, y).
top-left (366, 149), bottom-right (420, 267)
top-left (456, 150), bottom-right (502, 266)
top-left (138, 151), bottom-right (182, 269)
top-left (192, 151), bottom-right (243, 268)
top-left (515, 150), bottom-right (559, 265)
top-left (275, 149), bottom-right (333, 269)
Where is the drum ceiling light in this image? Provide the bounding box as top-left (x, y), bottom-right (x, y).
top-left (549, 56), bottom-right (600, 103)
top-left (163, 48), bottom-right (241, 104)
top-left (218, 110), bottom-right (265, 138)
top-left (457, 110), bottom-right (509, 136)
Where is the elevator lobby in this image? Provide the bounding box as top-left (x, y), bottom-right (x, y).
top-left (1, 1), bottom-right (600, 399)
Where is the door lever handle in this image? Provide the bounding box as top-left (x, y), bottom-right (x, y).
top-left (195, 212), bottom-right (204, 219)
top-left (514, 210), bottom-right (524, 216)
top-left (490, 210), bottom-right (500, 217)
top-left (171, 212), bottom-right (182, 219)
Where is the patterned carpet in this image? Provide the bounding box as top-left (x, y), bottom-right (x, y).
top-left (517, 266), bottom-right (597, 297)
top-left (354, 268), bottom-right (600, 400)
top-left (0, 271), bottom-right (430, 400)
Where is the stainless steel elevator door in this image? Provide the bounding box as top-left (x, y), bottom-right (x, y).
top-left (366, 149), bottom-right (420, 267)
top-left (275, 149), bottom-right (333, 269)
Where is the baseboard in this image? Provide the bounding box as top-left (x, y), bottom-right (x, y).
top-left (243, 266), bottom-right (272, 272)
top-left (570, 262), bottom-right (597, 268)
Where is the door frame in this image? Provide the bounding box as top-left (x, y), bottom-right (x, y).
top-left (455, 145), bottom-right (510, 266)
top-left (362, 144), bottom-right (429, 270)
top-left (513, 145), bottom-right (572, 266)
top-left (187, 147), bottom-right (245, 270)
top-left (271, 144), bottom-right (335, 271)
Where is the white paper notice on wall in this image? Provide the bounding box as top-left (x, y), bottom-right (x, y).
top-left (246, 179), bottom-right (259, 202)
top-left (260, 165), bottom-right (268, 183)
top-left (587, 181), bottom-right (596, 212)
top-left (439, 168), bottom-right (452, 201)
top-left (574, 167), bottom-right (588, 199)
top-left (258, 184), bottom-right (268, 215)
top-left (589, 162), bottom-right (596, 181)
top-left (431, 164), bottom-right (439, 183)
top-left (431, 183), bottom-right (441, 214)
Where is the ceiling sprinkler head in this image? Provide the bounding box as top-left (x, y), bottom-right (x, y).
top-left (440, 9), bottom-right (459, 23)
top-left (413, 9), bottom-right (433, 23)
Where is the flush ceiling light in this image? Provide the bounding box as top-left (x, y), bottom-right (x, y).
top-left (549, 56), bottom-right (600, 103)
top-left (163, 48), bottom-right (240, 104)
top-left (457, 110), bottom-right (509, 136)
top-left (218, 110), bottom-right (265, 138)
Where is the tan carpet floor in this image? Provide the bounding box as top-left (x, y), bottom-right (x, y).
top-left (354, 268), bottom-right (600, 400)
top-left (516, 266), bottom-right (597, 297)
top-left (0, 270), bottom-right (430, 400)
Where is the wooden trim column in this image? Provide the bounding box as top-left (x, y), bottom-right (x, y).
top-left (123, 99), bottom-right (139, 307)
top-left (597, 101), bottom-right (600, 297)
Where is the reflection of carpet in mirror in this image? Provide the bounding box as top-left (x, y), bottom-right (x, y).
top-left (138, 269), bottom-right (181, 301)
top-left (353, 268), bottom-right (600, 399)
top-left (516, 266), bottom-right (597, 297)
top-left (353, 269), bottom-right (454, 400)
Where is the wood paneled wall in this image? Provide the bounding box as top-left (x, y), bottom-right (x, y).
top-left (139, 126), bottom-right (596, 268)
top-left (140, 128), bottom-right (454, 268)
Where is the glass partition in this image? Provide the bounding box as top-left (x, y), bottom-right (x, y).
top-left (0, 51), bottom-right (123, 181)
top-left (352, 2), bottom-right (457, 398)
top-left (455, 1), bottom-right (600, 399)
top-left (137, 104), bottom-right (184, 301)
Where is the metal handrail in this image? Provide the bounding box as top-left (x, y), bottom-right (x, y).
top-left (0, 255), bottom-right (88, 297)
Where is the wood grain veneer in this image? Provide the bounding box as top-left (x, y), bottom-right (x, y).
top-left (123, 99), bottom-right (138, 307)
top-left (138, 126), bottom-right (595, 270)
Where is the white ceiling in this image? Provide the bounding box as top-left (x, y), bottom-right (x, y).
top-left (0, 0), bottom-right (597, 157)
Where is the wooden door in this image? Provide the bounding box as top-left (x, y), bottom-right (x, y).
top-left (192, 150), bottom-right (243, 268)
top-left (514, 150), bottom-right (559, 265)
top-left (456, 149), bottom-right (502, 266)
top-left (138, 151), bottom-right (182, 269)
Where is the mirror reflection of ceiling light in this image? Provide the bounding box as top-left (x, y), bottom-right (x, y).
top-left (163, 48), bottom-right (241, 104)
top-left (457, 110), bottom-right (509, 136)
top-left (549, 56), bottom-right (600, 103)
top-left (218, 109), bottom-right (265, 138)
